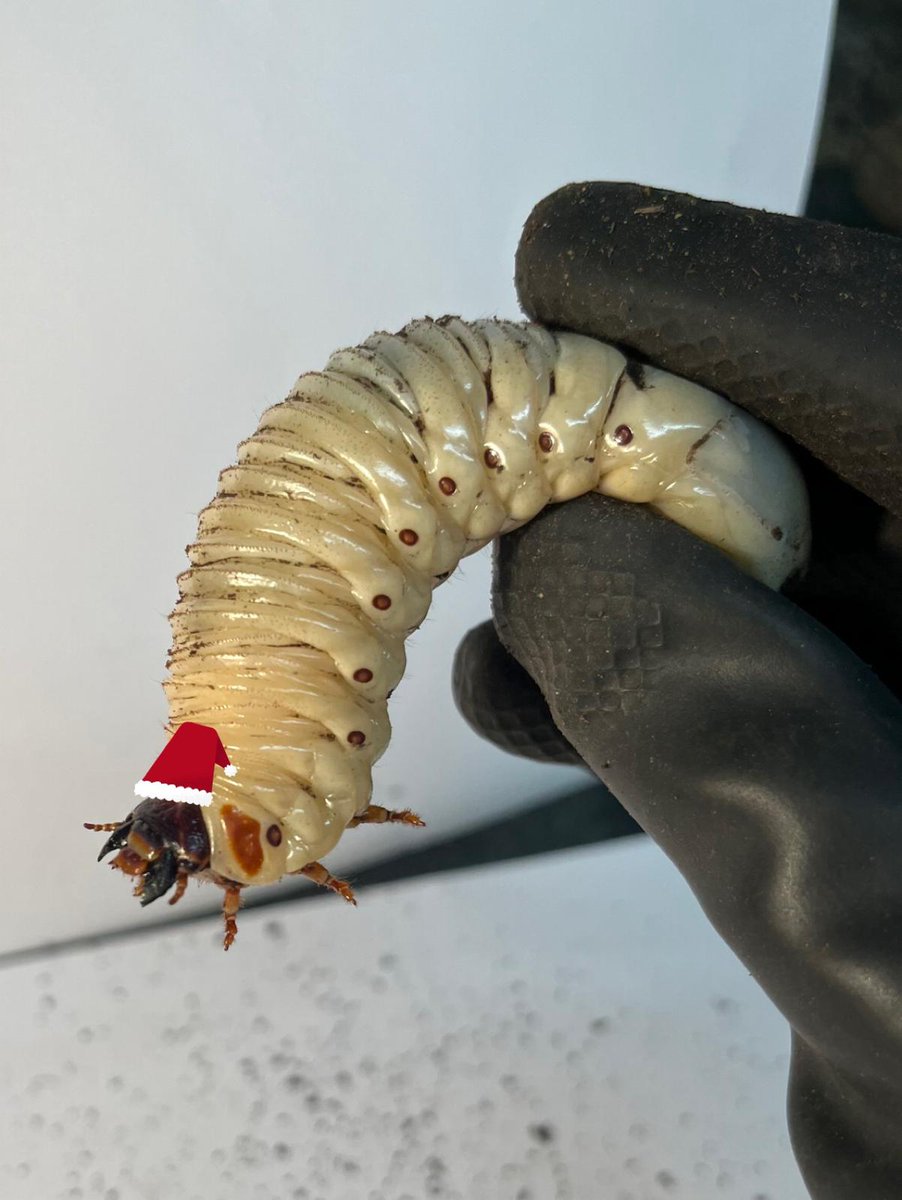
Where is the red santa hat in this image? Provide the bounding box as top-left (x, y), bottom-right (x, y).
top-left (134, 722), bottom-right (237, 807)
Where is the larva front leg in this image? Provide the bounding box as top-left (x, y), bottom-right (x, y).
top-left (221, 881), bottom-right (242, 952)
top-left (296, 861), bottom-right (357, 905)
top-left (88, 316), bottom-right (810, 947)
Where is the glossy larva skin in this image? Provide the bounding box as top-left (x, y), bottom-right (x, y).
top-left (164, 317), bottom-right (810, 888)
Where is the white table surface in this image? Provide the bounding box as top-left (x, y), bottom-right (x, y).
top-left (0, 836), bottom-right (809, 1200)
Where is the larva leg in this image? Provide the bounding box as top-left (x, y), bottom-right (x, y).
top-left (348, 805), bottom-right (426, 827)
top-left (168, 871), bottom-right (189, 907)
top-left (297, 861), bottom-right (358, 905)
top-left (222, 882), bottom-right (242, 951)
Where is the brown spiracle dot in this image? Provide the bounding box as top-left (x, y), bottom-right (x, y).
top-left (438, 476), bottom-right (457, 495)
top-left (372, 594), bottom-right (392, 610)
top-left (484, 447), bottom-right (501, 469)
top-left (266, 824), bottom-right (282, 847)
top-left (538, 431), bottom-right (555, 453)
top-left (399, 528), bottom-right (419, 546)
top-left (353, 667), bottom-right (374, 683)
top-left (347, 730), bottom-right (366, 747)
top-left (612, 424), bottom-right (634, 446)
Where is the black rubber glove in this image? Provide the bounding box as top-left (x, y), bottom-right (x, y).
top-left (453, 183), bottom-right (902, 1199)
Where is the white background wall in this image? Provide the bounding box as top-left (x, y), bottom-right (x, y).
top-left (1, 0), bottom-right (834, 953)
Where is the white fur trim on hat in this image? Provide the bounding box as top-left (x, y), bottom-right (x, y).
top-left (224, 765), bottom-right (238, 776)
top-left (134, 780), bottom-right (214, 807)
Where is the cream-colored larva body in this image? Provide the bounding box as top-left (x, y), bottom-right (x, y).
top-left (164, 317), bottom-right (810, 888)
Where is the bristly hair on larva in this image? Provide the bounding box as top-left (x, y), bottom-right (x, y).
top-left (87, 316), bottom-right (811, 948)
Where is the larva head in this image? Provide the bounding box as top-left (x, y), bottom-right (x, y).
top-left (88, 799), bottom-right (212, 906)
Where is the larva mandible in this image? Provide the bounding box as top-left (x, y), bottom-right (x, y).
top-left (87, 316), bottom-right (810, 948)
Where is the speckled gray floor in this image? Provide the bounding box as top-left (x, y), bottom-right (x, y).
top-left (0, 839), bottom-right (807, 1200)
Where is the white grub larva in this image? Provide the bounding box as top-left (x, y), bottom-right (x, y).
top-left (87, 317), bottom-right (810, 947)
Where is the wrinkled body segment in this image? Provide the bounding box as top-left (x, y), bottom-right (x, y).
top-left (90, 317), bottom-right (810, 945)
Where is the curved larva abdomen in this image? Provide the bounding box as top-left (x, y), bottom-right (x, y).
top-left (162, 316), bottom-right (809, 890)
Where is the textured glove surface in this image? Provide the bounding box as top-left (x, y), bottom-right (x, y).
top-left (483, 495), bottom-right (902, 1198)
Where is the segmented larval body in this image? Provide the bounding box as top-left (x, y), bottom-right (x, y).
top-left (164, 317), bottom-right (810, 888)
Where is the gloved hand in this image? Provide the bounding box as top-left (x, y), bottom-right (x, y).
top-left (453, 182), bottom-right (902, 1200)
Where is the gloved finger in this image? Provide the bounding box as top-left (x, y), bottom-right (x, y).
top-left (515, 181), bottom-right (902, 516)
top-left (513, 181), bottom-right (902, 698)
top-left (456, 504), bottom-right (900, 758)
top-left (492, 491), bottom-right (902, 1198)
top-left (452, 620), bottom-right (584, 766)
